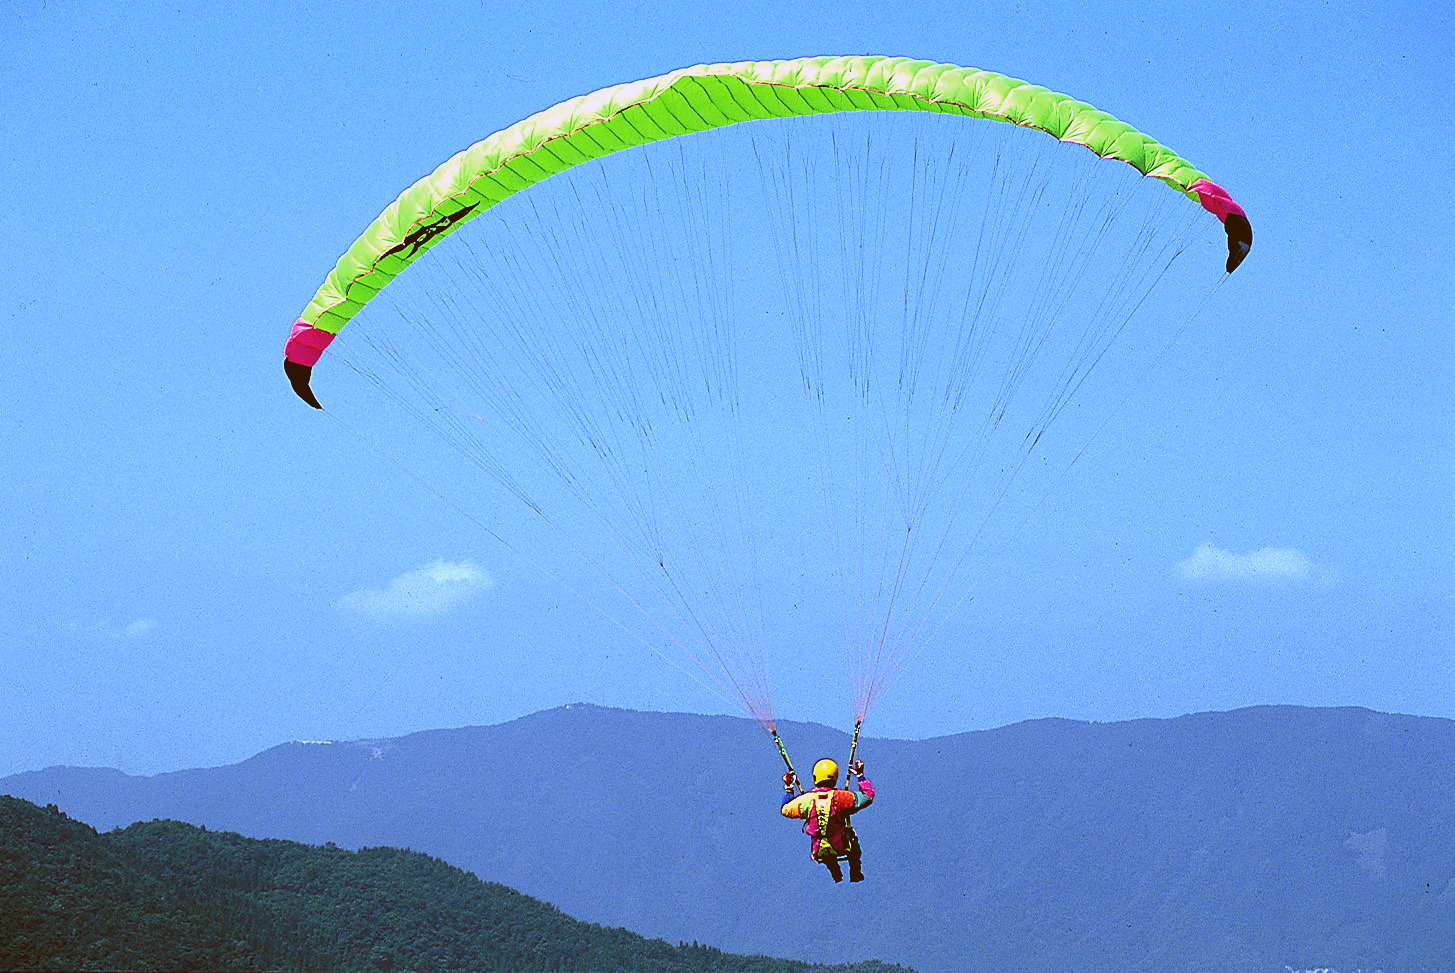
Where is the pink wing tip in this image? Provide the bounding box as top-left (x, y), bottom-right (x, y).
top-left (1190, 180), bottom-right (1252, 272)
top-left (284, 319), bottom-right (336, 367)
top-left (1190, 178), bottom-right (1246, 222)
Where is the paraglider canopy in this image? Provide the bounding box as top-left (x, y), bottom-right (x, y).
top-left (285, 56), bottom-right (1249, 410)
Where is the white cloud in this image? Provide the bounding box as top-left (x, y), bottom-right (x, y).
top-left (1176, 543), bottom-right (1316, 584)
top-left (337, 560), bottom-right (493, 618)
top-left (63, 617), bottom-right (158, 640)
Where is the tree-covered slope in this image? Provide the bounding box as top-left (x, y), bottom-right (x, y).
top-left (1, 796), bottom-right (909, 973)
top-left (0, 797), bottom-right (326, 971)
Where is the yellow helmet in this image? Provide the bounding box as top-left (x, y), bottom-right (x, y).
top-left (812, 758), bottom-right (839, 786)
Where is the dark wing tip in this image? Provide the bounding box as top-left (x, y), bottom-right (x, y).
top-left (284, 358), bottom-right (323, 409)
top-left (1224, 213), bottom-right (1252, 273)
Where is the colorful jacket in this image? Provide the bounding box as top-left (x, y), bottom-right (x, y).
top-left (781, 778), bottom-right (874, 859)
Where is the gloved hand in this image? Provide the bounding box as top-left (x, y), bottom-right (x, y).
top-left (783, 771), bottom-right (799, 792)
top-left (850, 760), bottom-right (865, 778)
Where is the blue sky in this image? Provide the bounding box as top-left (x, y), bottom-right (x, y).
top-left (2, 0), bottom-right (1450, 778)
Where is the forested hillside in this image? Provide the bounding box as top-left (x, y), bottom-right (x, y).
top-left (0, 796), bottom-right (910, 973)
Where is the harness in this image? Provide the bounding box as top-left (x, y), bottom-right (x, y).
top-left (807, 788), bottom-right (856, 862)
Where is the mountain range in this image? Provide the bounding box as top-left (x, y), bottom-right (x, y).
top-left (5, 704), bottom-right (1453, 973)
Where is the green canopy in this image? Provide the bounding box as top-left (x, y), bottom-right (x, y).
top-left (293, 56), bottom-right (1248, 345)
